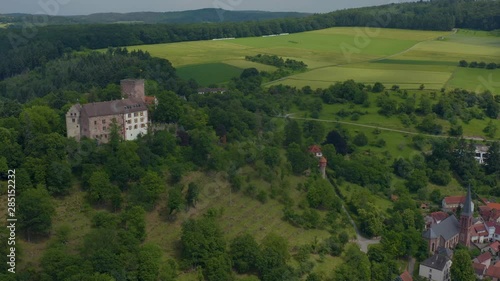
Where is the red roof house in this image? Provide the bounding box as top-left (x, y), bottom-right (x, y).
top-left (308, 145), bottom-right (323, 157)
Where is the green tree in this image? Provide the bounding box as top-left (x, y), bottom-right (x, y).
top-left (152, 91), bottom-right (184, 123)
top-left (352, 132), bottom-right (368, 147)
top-left (46, 161), bottom-right (72, 196)
top-left (230, 234), bottom-right (260, 274)
top-left (134, 171), bottom-right (164, 209)
top-left (167, 186), bottom-right (184, 215)
top-left (451, 249), bottom-right (475, 281)
top-left (485, 142), bottom-right (500, 175)
top-left (137, 243), bottom-right (162, 281)
top-left (484, 120), bottom-right (498, 138)
top-left (122, 206), bottom-right (146, 242)
top-left (405, 169), bottom-right (428, 192)
top-left (286, 143), bottom-right (312, 175)
top-left (18, 187), bottom-right (55, 240)
top-left (257, 233), bottom-right (290, 281)
top-left (262, 146), bottom-right (281, 168)
top-left (284, 119), bottom-right (302, 146)
top-left (88, 170), bottom-right (121, 207)
top-left (181, 216), bottom-right (226, 268)
top-left (303, 121), bottom-right (325, 143)
top-left (186, 182), bottom-right (200, 208)
top-left (204, 253), bottom-right (233, 281)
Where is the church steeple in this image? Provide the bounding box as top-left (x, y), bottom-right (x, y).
top-left (462, 185), bottom-right (473, 217)
top-left (459, 185), bottom-right (473, 247)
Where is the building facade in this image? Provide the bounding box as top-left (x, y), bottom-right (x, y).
top-left (419, 254), bottom-right (452, 281)
top-left (66, 79), bottom-right (151, 143)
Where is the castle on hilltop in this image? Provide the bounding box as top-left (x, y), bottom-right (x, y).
top-left (66, 79), bottom-right (155, 143)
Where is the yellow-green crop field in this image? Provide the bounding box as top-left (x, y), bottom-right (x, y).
top-left (132, 28), bottom-right (500, 92)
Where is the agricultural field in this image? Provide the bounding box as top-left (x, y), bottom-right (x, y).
top-left (133, 27), bottom-right (500, 92)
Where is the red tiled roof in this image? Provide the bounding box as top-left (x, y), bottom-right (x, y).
top-left (473, 262), bottom-right (486, 276)
top-left (431, 211), bottom-right (449, 222)
top-left (400, 271), bottom-right (413, 281)
top-left (476, 252), bottom-right (492, 264)
top-left (486, 264), bottom-right (500, 279)
top-left (488, 203), bottom-right (500, 210)
top-left (444, 196), bottom-right (466, 205)
top-left (308, 145), bottom-right (322, 153)
top-left (144, 96), bottom-right (156, 105)
top-left (490, 241), bottom-right (500, 252)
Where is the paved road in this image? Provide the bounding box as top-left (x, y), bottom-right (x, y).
top-left (340, 204), bottom-right (380, 253)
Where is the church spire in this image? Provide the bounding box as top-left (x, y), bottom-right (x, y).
top-left (462, 185), bottom-right (473, 217)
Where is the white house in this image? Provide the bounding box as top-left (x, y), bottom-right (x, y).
top-left (419, 254), bottom-right (452, 281)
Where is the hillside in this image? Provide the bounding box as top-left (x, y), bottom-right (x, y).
top-left (0, 9), bottom-right (310, 25)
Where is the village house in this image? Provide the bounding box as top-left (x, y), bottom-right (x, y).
top-left (485, 262), bottom-right (500, 281)
top-left (197, 88), bottom-right (227, 95)
top-left (419, 253), bottom-right (452, 281)
top-left (66, 79), bottom-right (155, 143)
top-left (442, 195), bottom-right (475, 213)
top-left (475, 144), bottom-right (489, 164)
top-left (483, 241), bottom-right (500, 256)
top-left (394, 270), bottom-right (413, 281)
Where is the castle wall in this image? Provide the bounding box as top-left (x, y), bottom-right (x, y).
top-left (66, 105), bottom-right (81, 141)
top-left (121, 79), bottom-right (145, 101)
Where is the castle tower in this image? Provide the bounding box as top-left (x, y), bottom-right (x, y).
top-left (66, 104), bottom-right (82, 141)
top-left (319, 157), bottom-right (327, 179)
top-left (120, 79), bottom-right (145, 101)
top-left (459, 186), bottom-right (473, 247)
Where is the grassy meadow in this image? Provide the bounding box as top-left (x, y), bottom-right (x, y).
top-left (132, 27), bottom-right (500, 92)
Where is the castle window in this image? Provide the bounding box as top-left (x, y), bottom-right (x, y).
top-left (103, 126), bottom-right (107, 131)
top-left (94, 121), bottom-right (97, 125)
top-left (134, 112), bottom-right (138, 117)
top-left (134, 119), bottom-right (138, 123)
top-left (140, 118), bottom-right (144, 122)
top-left (127, 120), bottom-right (131, 124)
top-left (128, 113), bottom-right (131, 118)
top-left (72, 118), bottom-right (75, 123)
top-left (140, 112), bottom-right (144, 116)
top-left (129, 126), bottom-right (132, 130)
top-left (104, 135), bottom-right (107, 138)
top-left (134, 125), bottom-right (137, 129)
top-left (102, 120), bottom-right (106, 124)
top-left (141, 124), bottom-right (145, 128)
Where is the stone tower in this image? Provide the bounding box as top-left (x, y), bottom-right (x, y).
top-left (66, 104), bottom-right (82, 141)
top-left (120, 79), bottom-right (145, 101)
top-left (459, 186), bottom-right (473, 247)
top-left (319, 157), bottom-right (327, 179)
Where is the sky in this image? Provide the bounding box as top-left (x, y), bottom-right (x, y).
top-left (1, 0), bottom-right (409, 15)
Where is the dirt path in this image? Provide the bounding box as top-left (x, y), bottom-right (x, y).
top-left (284, 116), bottom-right (491, 142)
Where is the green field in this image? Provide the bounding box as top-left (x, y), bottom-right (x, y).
top-left (132, 27), bottom-right (500, 92)
top-left (176, 63), bottom-right (244, 86)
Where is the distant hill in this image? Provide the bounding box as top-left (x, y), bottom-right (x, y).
top-left (0, 8), bottom-right (310, 25)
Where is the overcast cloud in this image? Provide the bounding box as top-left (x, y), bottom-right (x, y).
top-left (1, 0), bottom-right (409, 15)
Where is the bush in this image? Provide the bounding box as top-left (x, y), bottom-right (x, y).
top-left (257, 190), bottom-right (268, 204)
top-left (353, 133), bottom-right (368, 147)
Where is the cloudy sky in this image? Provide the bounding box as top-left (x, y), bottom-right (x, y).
top-left (1, 0), bottom-right (408, 15)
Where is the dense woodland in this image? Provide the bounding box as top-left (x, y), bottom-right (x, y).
top-left (0, 9), bottom-right (310, 25)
